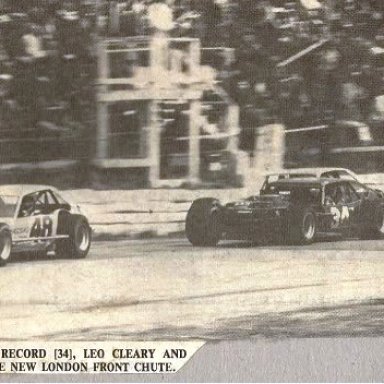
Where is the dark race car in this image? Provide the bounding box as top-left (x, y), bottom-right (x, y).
top-left (185, 178), bottom-right (384, 246)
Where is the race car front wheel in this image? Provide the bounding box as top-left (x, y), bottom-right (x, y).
top-left (0, 225), bottom-right (12, 267)
top-left (287, 208), bottom-right (317, 245)
top-left (57, 214), bottom-right (92, 259)
top-left (186, 198), bottom-right (221, 246)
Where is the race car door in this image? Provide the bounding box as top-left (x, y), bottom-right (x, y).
top-left (323, 182), bottom-right (360, 234)
top-left (13, 191), bottom-right (56, 252)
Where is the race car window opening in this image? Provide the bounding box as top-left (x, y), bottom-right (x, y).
top-left (36, 190), bottom-right (69, 214)
top-left (324, 185), bottom-right (340, 206)
top-left (52, 191), bottom-right (66, 204)
top-left (324, 183), bottom-right (358, 205)
top-left (343, 183), bottom-right (360, 203)
top-left (0, 195), bottom-right (18, 218)
top-left (35, 192), bottom-right (47, 212)
top-left (45, 190), bottom-right (63, 212)
top-left (46, 191), bottom-right (56, 206)
top-left (51, 191), bottom-right (71, 210)
top-left (16, 190), bottom-right (71, 218)
top-left (349, 181), bottom-right (370, 197)
top-left (18, 191), bottom-right (54, 217)
top-left (18, 193), bottom-right (39, 217)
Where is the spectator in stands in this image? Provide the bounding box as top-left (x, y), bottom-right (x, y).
top-left (22, 23), bottom-right (46, 61)
top-left (56, 9), bottom-right (82, 103)
top-left (11, 21), bottom-right (43, 129)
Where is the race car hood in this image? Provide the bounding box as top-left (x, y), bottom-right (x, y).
top-left (225, 194), bottom-right (290, 211)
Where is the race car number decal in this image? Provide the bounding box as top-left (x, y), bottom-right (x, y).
top-left (330, 206), bottom-right (350, 229)
top-left (13, 227), bottom-right (29, 236)
top-left (341, 206), bottom-right (350, 222)
top-left (30, 216), bottom-right (53, 238)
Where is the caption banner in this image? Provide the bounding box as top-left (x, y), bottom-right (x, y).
top-left (0, 342), bottom-right (204, 374)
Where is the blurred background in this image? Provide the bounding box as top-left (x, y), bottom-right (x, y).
top-left (0, 0), bottom-right (384, 188)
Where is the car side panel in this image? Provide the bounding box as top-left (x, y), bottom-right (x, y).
top-left (11, 210), bottom-right (65, 252)
top-left (322, 202), bottom-right (360, 232)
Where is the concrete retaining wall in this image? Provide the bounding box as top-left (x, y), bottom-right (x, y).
top-left (62, 188), bottom-right (252, 240)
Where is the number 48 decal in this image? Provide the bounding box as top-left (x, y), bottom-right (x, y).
top-left (30, 216), bottom-right (53, 238)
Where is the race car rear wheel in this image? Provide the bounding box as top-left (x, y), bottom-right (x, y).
top-left (286, 208), bottom-right (317, 245)
top-left (0, 225), bottom-right (12, 267)
top-left (186, 199), bottom-right (221, 247)
top-left (56, 214), bottom-right (92, 259)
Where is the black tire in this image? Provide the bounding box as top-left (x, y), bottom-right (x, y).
top-left (286, 207), bottom-right (317, 245)
top-left (0, 224), bottom-right (12, 267)
top-left (360, 206), bottom-right (384, 240)
top-left (56, 214), bottom-right (92, 259)
top-left (186, 198), bottom-right (221, 246)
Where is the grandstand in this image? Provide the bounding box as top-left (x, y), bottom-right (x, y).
top-left (0, 0), bottom-right (383, 187)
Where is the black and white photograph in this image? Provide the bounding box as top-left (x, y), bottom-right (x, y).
top-left (1, 0), bottom-right (384, 381)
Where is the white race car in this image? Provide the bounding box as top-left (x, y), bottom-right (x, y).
top-left (0, 185), bottom-right (92, 266)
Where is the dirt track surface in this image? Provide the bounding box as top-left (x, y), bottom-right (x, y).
top-left (2, 238), bottom-right (384, 341)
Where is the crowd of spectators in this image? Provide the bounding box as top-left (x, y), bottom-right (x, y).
top-left (0, 0), bottom-right (97, 162)
top-left (1, 0), bottom-right (384, 165)
top-left (224, 0), bottom-right (384, 155)
top-left (91, 0), bottom-right (384, 157)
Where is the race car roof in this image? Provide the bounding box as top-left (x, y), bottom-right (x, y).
top-left (267, 178), bottom-right (340, 187)
top-left (0, 185), bottom-right (58, 197)
top-left (266, 167), bottom-right (356, 177)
